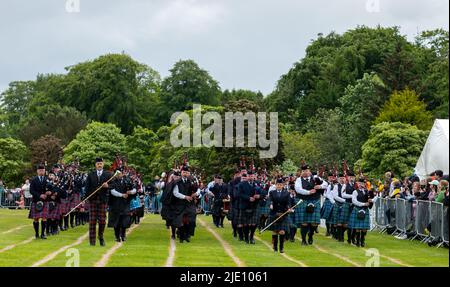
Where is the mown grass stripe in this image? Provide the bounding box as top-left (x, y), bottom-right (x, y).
top-left (254, 235), bottom-right (308, 267)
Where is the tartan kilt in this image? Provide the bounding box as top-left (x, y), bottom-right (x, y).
top-left (59, 198), bottom-right (70, 215)
top-left (28, 201), bottom-right (49, 219)
top-left (47, 202), bottom-right (61, 220)
top-left (339, 202), bottom-right (352, 225)
top-left (288, 210), bottom-right (296, 228)
top-left (69, 193), bottom-right (81, 210)
top-left (267, 213), bottom-right (290, 231)
top-left (297, 199), bottom-right (321, 225)
top-left (348, 206), bottom-right (370, 230)
top-left (237, 209), bottom-right (259, 225)
top-left (292, 199), bottom-right (304, 226)
top-left (320, 199), bottom-right (334, 221)
top-left (229, 205), bottom-right (239, 222)
top-left (257, 200), bottom-right (271, 217)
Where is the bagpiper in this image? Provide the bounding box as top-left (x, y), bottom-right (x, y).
top-left (209, 175), bottom-right (229, 228)
top-left (342, 171), bottom-right (357, 244)
top-left (161, 170), bottom-right (181, 239)
top-left (348, 177), bottom-right (373, 247)
top-left (107, 169), bottom-right (135, 242)
top-left (236, 171), bottom-right (261, 244)
top-left (321, 172), bottom-right (336, 237)
top-left (294, 164), bottom-right (327, 245)
top-left (28, 164), bottom-right (49, 239)
top-left (331, 173), bottom-right (347, 242)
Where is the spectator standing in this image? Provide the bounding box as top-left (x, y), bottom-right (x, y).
top-left (22, 179), bottom-right (32, 208)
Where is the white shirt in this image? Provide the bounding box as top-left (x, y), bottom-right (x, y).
top-left (352, 189), bottom-right (369, 207)
top-left (332, 183), bottom-right (346, 203)
top-left (294, 176), bottom-right (328, 195)
top-left (172, 178), bottom-right (201, 200)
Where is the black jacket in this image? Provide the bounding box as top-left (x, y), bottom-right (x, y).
top-left (237, 181), bottom-right (257, 210)
top-left (30, 176), bottom-right (48, 202)
top-left (269, 189), bottom-right (291, 215)
top-left (85, 170), bottom-right (112, 203)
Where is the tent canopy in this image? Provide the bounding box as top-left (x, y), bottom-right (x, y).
top-left (414, 119), bottom-right (449, 179)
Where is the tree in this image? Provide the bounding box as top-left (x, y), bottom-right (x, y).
top-left (30, 135), bottom-right (63, 168)
top-left (358, 122), bottom-right (427, 179)
top-left (51, 54), bottom-right (161, 134)
top-left (374, 89), bottom-right (433, 130)
top-left (157, 60), bottom-right (221, 125)
top-left (282, 131), bottom-right (322, 167)
top-left (63, 122), bottom-right (126, 168)
top-left (125, 126), bottom-right (158, 181)
top-left (0, 137), bottom-right (29, 185)
top-left (338, 73), bottom-right (388, 162)
top-left (19, 104), bottom-right (87, 146)
top-left (222, 89), bottom-right (264, 108)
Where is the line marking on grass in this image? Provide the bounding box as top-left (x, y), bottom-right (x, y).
top-left (254, 235), bottom-right (308, 267)
top-left (198, 218), bottom-right (246, 267)
top-left (94, 218), bottom-right (145, 267)
top-left (295, 236), bottom-right (361, 267)
top-left (316, 231), bottom-right (414, 267)
top-left (165, 230), bottom-right (176, 267)
top-left (1, 225), bottom-right (28, 235)
top-left (0, 236), bottom-right (34, 254)
top-left (31, 232), bottom-right (89, 267)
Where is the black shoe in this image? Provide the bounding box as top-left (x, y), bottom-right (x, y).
top-left (308, 237), bottom-right (313, 245)
top-left (40, 234), bottom-right (47, 240)
top-left (185, 237), bottom-right (190, 243)
top-left (301, 240), bottom-right (308, 246)
top-left (250, 239), bottom-right (255, 244)
top-left (245, 239), bottom-right (249, 244)
top-left (35, 235), bottom-right (39, 239)
top-left (115, 237), bottom-right (121, 242)
top-left (121, 237), bottom-right (126, 242)
top-left (171, 235), bottom-right (176, 240)
top-left (280, 249), bottom-right (284, 253)
top-left (99, 238), bottom-right (105, 246)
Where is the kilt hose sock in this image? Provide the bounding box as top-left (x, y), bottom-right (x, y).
top-left (232, 222), bottom-right (237, 237)
top-left (171, 226), bottom-right (176, 238)
top-left (289, 227), bottom-right (297, 241)
top-left (40, 221), bottom-right (47, 237)
top-left (347, 228), bottom-right (353, 243)
top-left (237, 226), bottom-right (244, 241)
top-left (300, 226), bottom-right (308, 243)
top-left (308, 224), bottom-right (315, 243)
top-left (325, 223), bottom-right (330, 235)
top-left (243, 225), bottom-right (250, 242)
top-left (249, 225), bottom-right (256, 240)
top-left (64, 216), bottom-right (69, 229)
top-left (33, 221), bottom-right (39, 237)
top-left (219, 215), bottom-right (225, 227)
top-left (272, 234), bottom-right (278, 251)
top-left (46, 219), bottom-right (51, 234)
top-left (114, 227), bottom-right (120, 239)
top-left (279, 234), bottom-right (285, 252)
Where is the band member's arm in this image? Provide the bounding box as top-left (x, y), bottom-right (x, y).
top-left (351, 190), bottom-right (368, 207)
top-left (30, 179), bottom-right (39, 200)
top-left (294, 178), bottom-right (311, 195)
top-left (111, 189), bottom-right (124, 197)
top-left (314, 176), bottom-right (328, 189)
top-left (172, 185), bottom-right (187, 200)
top-left (341, 184), bottom-right (352, 199)
top-left (333, 186), bottom-right (346, 203)
top-left (327, 185), bottom-right (336, 204)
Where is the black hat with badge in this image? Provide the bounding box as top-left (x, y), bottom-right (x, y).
top-left (276, 178), bottom-right (284, 184)
top-left (95, 157), bottom-right (103, 163)
top-left (181, 166), bottom-right (190, 172)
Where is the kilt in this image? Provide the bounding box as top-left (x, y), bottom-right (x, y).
top-left (292, 199), bottom-right (304, 226)
top-left (28, 201), bottom-right (49, 219)
top-left (340, 202), bottom-right (352, 225)
top-left (257, 200), bottom-right (271, 218)
top-left (173, 204), bottom-right (197, 228)
top-left (348, 206), bottom-right (370, 230)
top-left (296, 199), bottom-right (321, 225)
top-left (69, 193), bottom-right (81, 210)
top-left (59, 198), bottom-right (70, 215)
top-left (108, 211), bottom-right (131, 228)
top-left (288, 210), bottom-right (297, 228)
top-left (320, 199), bottom-right (334, 221)
top-left (229, 204), bottom-right (239, 222)
top-left (237, 209), bottom-right (259, 225)
top-left (267, 213), bottom-right (290, 231)
top-left (47, 202), bottom-right (61, 220)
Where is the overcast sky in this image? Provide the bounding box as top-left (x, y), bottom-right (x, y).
top-left (0, 0), bottom-right (448, 96)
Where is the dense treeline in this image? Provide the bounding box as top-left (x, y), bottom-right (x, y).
top-left (0, 26), bottom-right (448, 185)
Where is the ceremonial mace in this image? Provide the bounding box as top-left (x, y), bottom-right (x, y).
top-left (259, 198), bottom-right (303, 234)
top-left (64, 170), bottom-right (120, 217)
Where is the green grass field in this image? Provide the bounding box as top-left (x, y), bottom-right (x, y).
top-left (0, 209), bottom-right (448, 267)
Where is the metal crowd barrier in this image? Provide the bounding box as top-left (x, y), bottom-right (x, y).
top-left (430, 201), bottom-right (444, 242)
top-left (441, 207), bottom-right (449, 247)
top-left (386, 198), bottom-right (397, 228)
top-left (0, 190), bottom-right (31, 209)
top-left (374, 197), bottom-right (389, 232)
top-left (412, 200), bottom-right (431, 242)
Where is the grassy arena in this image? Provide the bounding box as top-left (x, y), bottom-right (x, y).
top-left (0, 209), bottom-right (448, 267)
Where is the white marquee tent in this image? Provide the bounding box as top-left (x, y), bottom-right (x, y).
top-left (414, 119), bottom-right (449, 179)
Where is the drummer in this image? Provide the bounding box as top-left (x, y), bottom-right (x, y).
top-left (208, 175), bottom-right (229, 228)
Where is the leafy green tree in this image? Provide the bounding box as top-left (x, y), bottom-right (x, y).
top-left (222, 89), bottom-right (264, 108)
top-left (282, 131), bottom-right (322, 167)
top-left (52, 54), bottom-right (161, 134)
top-left (375, 89), bottom-right (433, 130)
top-left (0, 137), bottom-right (29, 185)
top-left (358, 122), bottom-right (427, 179)
top-left (63, 122), bottom-right (126, 168)
top-left (157, 60), bottom-right (221, 125)
top-left (125, 126), bottom-right (158, 181)
top-left (338, 73), bottom-right (388, 162)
